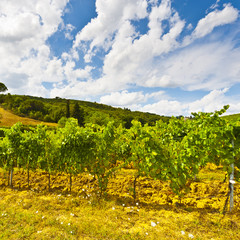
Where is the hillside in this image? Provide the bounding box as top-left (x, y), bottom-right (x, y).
top-left (222, 113), bottom-right (240, 122)
top-left (0, 94), bottom-right (169, 127)
top-left (0, 107), bottom-right (57, 127)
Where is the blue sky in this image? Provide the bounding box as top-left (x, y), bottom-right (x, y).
top-left (1, 0), bottom-right (240, 116)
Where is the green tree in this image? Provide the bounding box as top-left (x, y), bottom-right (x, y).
top-left (58, 116), bottom-right (68, 127)
top-left (18, 100), bottom-right (46, 115)
top-left (88, 112), bottom-right (112, 126)
top-left (66, 100), bottom-right (70, 118)
top-left (52, 108), bottom-right (65, 122)
top-left (72, 103), bottom-right (84, 126)
top-left (0, 82), bottom-right (7, 92)
top-left (123, 116), bottom-right (134, 129)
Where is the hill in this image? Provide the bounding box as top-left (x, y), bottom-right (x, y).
top-left (0, 107), bottom-right (57, 127)
top-left (0, 94), bottom-right (169, 127)
top-left (222, 113), bottom-right (240, 122)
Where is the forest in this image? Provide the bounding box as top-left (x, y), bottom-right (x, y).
top-left (0, 93), bottom-right (169, 128)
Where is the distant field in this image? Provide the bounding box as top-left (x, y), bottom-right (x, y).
top-left (0, 107), bottom-right (57, 127)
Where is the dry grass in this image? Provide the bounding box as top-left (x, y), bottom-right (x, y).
top-left (0, 187), bottom-right (239, 240)
top-left (0, 107), bottom-right (57, 127)
top-left (0, 166), bottom-right (240, 240)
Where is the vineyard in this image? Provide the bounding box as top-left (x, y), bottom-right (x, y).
top-left (0, 105), bottom-right (240, 205)
top-left (0, 105), bottom-right (240, 239)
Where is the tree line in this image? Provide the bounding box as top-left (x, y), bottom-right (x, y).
top-left (0, 82), bottom-right (168, 127)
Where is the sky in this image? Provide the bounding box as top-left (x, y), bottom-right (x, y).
top-left (1, 0), bottom-right (240, 116)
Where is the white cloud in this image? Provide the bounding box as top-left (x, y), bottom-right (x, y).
top-left (73, 0), bottom-right (148, 59)
top-left (140, 99), bottom-right (186, 116)
top-left (46, 58), bottom-right (64, 82)
top-left (187, 23), bottom-right (193, 30)
top-left (138, 88), bottom-right (240, 116)
top-left (100, 90), bottom-right (166, 107)
top-left (0, 12), bottom-right (41, 42)
top-left (95, 0), bottom-right (185, 92)
top-left (64, 23), bottom-right (75, 40)
top-left (0, 73), bottom-right (29, 89)
top-left (188, 88), bottom-right (228, 113)
top-left (98, 4), bottom-right (239, 94)
top-left (50, 0), bottom-right (240, 116)
top-left (148, 0), bottom-right (172, 34)
top-left (100, 90), bottom-right (146, 106)
top-left (142, 39), bottom-right (240, 91)
top-left (0, 0), bottom-right (69, 96)
top-left (209, 0), bottom-right (220, 11)
top-left (190, 4), bottom-right (238, 40)
top-left (50, 80), bottom-right (103, 99)
top-left (63, 63), bottom-right (93, 83)
top-left (147, 91), bottom-right (167, 101)
top-left (1, 0), bottom-right (240, 117)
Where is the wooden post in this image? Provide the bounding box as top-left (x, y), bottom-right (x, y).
top-left (69, 173), bottom-right (72, 193)
top-left (10, 167), bottom-right (13, 188)
top-left (229, 140), bottom-right (234, 212)
top-left (48, 172), bottom-right (51, 191)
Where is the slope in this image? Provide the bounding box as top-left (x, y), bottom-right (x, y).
top-left (0, 107), bottom-right (57, 127)
top-left (0, 94), bottom-right (170, 127)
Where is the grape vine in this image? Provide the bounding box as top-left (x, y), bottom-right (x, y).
top-left (0, 106), bottom-right (239, 211)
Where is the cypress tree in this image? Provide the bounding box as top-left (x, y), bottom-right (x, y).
top-left (66, 100), bottom-right (70, 118)
top-left (72, 103), bottom-right (84, 126)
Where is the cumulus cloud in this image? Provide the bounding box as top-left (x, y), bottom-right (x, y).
top-left (1, 0), bottom-right (240, 116)
top-left (143, 39), bottom-right (240, 91)
top-left (188, 88), bottom-right (229, 113)
top-left (138, 88), bottom-right (239, 116)
top-left (98, 88), bottom-right (240, 117)
top-left (140, 99), bottom-right (186, 116)
top-left (64, 23), bottom-right (75, 40)
top-left (94, 0), bottom-right (185, 92)
top-left (100, 90), bottom-right (146, 106)
top-left (100, 90), bottom-right (166, 107)
top-left (193, 4), bottom-right (238, 39)
top-left (184, 3), bottom-right (239, 45)
top-left (63, 63), bottom-right (93, 84)
top-left (48, 0), bottom-right (240, 116)
top-left (0, 0), bottom-right (69, 96)
top-left (0, 12), bottom-right (41, 42)
top-left (68, 1), bottom-right (238, 98)
top-left (73, 0), bottom-right (148, 56)
top-left (50, 79), bottom-right (105, 100)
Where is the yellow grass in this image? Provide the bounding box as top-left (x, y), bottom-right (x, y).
top-left (0, 107), bottom-right (57, 127)
top-left (2, 187), bottom-right (239, 240)
top-left (0, 166), bottom-right (239, 239)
